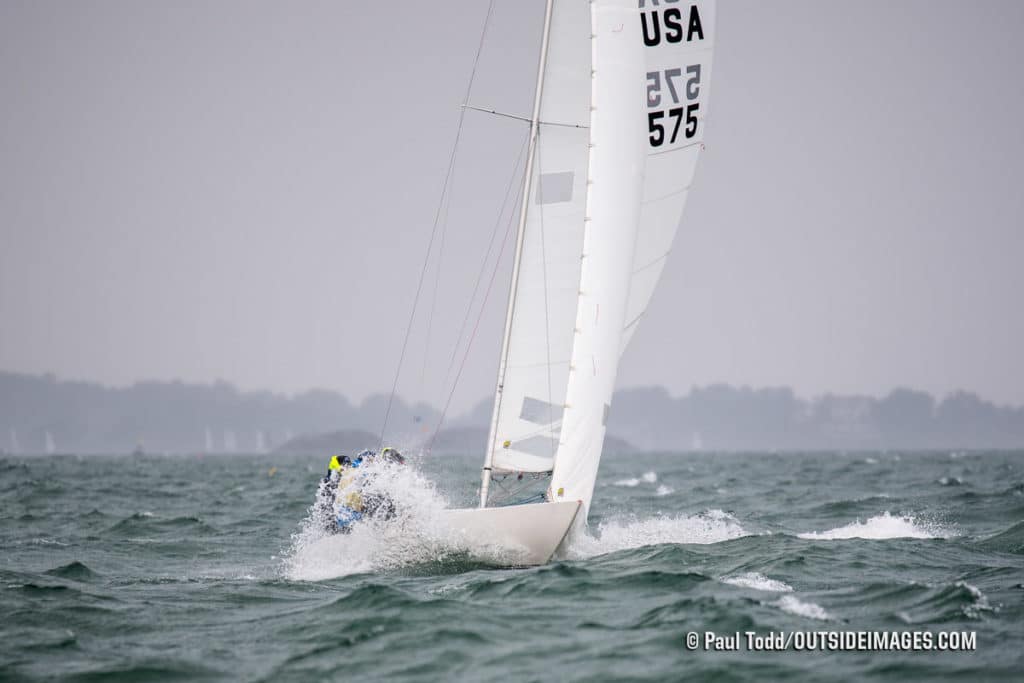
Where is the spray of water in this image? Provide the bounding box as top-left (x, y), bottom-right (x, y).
top-left (284, 460), bottom-right (754, 579)
top-left (283, 456), bottom-right (463, 580)
top-left (568, 509), bottom-right (751, 559)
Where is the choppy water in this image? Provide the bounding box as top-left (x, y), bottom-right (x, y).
top-left (2, 451), bottom-right (1022, 681)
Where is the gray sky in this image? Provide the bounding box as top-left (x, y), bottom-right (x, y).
top-left (2, 0), bottom-right (1023, 412)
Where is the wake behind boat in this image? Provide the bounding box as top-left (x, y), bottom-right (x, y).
top-left (315, 0), bottom-right (716, 567)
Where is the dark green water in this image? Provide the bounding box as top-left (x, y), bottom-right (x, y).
top-left (2, 452), bottom-right (1022, 681)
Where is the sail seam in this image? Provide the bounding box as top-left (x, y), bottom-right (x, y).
top-left (632, 251), bottom-right (670, 276)
top-left (622, 311), bottom-right (644, 332)
top-left (642, 183), bottom-right (693, 205)
top-left (649, 139), bottom-right (703, 157)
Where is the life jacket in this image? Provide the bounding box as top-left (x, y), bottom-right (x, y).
top-left (336, 468), bottom-right (364, 512)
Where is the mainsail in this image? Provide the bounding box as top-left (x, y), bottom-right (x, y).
top-left (483, 0), bottom-right (715, 517)
top-left (484, 0), bottom-right (592, 478)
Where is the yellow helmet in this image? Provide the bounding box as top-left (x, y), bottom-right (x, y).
top-left (328, 455), bottom-right (346, 471)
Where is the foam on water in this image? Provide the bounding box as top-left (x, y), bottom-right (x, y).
top-left (957, 581), bottom-right (994, 619)
top-left (721, 572), bottom-right (793, 592)
top-left (613, 470), bottom-right (658, 488)
top-left (774, 595), bottom-right (832, 620)
top-left (655, 485), bottom-right (674, 497)
top-left (570, 509), bottom-right (749, 558)
top-left (797, 512), bottom-right (953, 540)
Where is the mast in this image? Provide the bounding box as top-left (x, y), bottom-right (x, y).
top-left (480, 0), bottom-right (557, 508)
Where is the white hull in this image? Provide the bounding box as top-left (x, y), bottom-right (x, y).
top-left (440, 500), bottom-right (581, 566)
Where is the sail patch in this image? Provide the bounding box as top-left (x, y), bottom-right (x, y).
top-left (535, 171), bottom-right (575, 204)
top-left (510, 435), bottom-right (559, 459)
top-left (520, 396), bottom-right (564, 425)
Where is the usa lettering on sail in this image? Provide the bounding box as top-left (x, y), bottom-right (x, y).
top-left (639, 0), bottom-right (705, 47)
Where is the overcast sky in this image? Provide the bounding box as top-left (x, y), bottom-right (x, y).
top-left (2, 0), bottom-right (1022, 412)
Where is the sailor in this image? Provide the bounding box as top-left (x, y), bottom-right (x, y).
top-left (359, 447), bottom-right (405, 520)
top-left (315, 454), bottom-right (349, 530)
top-left (327, 447), bottom-right (408, 532)
top-left (379, 446), bottom-right (406, 465)
top-left (334, 454), bottom-right (366, 533)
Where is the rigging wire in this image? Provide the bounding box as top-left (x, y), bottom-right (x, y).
top-left (442, 133), bottom-right (530, 391)
top-left (378, 0), bottom-right (497, 449)
top-left (419, 160), bottom-right (455, 397)
top-left (427, 147), bottom-right (529, 452)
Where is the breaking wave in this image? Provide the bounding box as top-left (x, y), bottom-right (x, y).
top-left (612, 471), bottom-right (658, 487)
top-left (721, 572), bottom-right (793, 592)
top-left (797, 512), bottom-right (953, 540)
top-left (570, 509), bottom-right (750, 558)
top-left (774, 595), bottom-right (832, 620)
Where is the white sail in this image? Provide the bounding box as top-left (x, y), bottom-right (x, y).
top-left (482, 0), bottom-right (715, 519)
top-left (45, 431), bottom-right (56, 455)
top-left (549, 0), bottom-right (647, 516)
top-left (621, 0), bottom-right (715, 353)
top-left (485, 0), bottom-right (593, 475)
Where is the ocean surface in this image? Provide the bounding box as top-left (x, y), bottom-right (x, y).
top-left (2, 451), bottom-right (1022, 681)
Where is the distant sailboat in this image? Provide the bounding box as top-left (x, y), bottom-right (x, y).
top-left (438, 0), bottom-right (716, 564)
top-left (223, 430), bottom-right (237, 454)
top-left (45, 431), bottom-right (56, 455)
top-left (691, 431), bottom-right (704, 451)
top-left (9, 429), bottom-right (20, 455)
top-left (204, 428), bottom-right (214, 454)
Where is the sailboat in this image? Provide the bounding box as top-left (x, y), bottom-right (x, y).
top-left (430, 0), bottom-right (716, 565)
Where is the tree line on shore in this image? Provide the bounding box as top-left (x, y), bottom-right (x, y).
top-left (2, 371), bottom-right (1022, 455)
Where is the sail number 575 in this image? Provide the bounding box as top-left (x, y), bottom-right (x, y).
top-left (647, 65), bottom-right (701, 147)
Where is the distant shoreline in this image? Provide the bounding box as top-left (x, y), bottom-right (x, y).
top-left (3, 371), bottom-right (1024, 454)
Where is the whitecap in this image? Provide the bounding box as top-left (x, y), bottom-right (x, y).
top-left (569, 509), bottom-right (749, 558)
top-left (613, 472), bottom-right (657, 487)
top-left (797, 512), bottom-right (953, 540)
top-left (722, 572), bottom-right (793, 593)
top-left (655, 485), bottom-right (674, 497)
top-left (957, 581), bottom-right (995, 619)
top-left (774, 595), bottom-right (831, 620)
